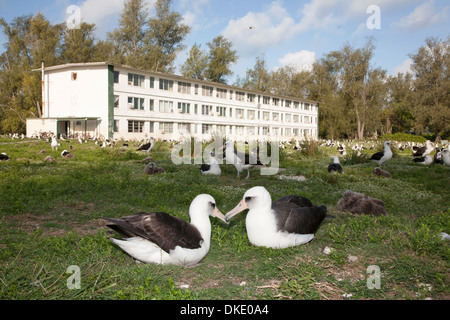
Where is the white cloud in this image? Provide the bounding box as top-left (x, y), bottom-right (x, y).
top-left (392, 58), bottom-right (413, 75)
top-left (279, 50), bottom-right (316, 72)
top-left (393, 0), bottom-right (449, 30)
top-left (222, 1), bottom-right (298, 55)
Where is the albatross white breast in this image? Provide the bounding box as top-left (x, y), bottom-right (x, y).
top-left (104, 194), bottom-right (227, 266)
top-left (222, 140), bottom-right (263, 179)
top-left (225, 187), bottom-right (327, 249)
top-left (201, 151), bottom-right (221, 175)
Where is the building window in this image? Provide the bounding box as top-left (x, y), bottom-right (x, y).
top-left (272, 112), bottom-right (279, 121)
top-left (236, 91), bottom-right (245, 102)
top-left (263, 111), bottom-right (270, 121)
top-left (149, 122), bottom-right (154, 133)
top-left (285, 100), bottom-right (292, 108)
top-left (304, 116), bottom-right (310, 124)
top-left (216, 88), bottom-right (227, 99)
top-left (216, 106), bottom-right (226, 117)
top-left (202, 85), bottom-right (213, 97)
top-left (202, 124), bottom-right (210, 134)
top-left (71, 72), bottom-right (77, 81)
top-left (160, 122), bottom-right (174, 134)
top-left (128, 121), bottom-right (144, 133)
top-left (114, 120), bottom-right (119, 133)
top-left (202, 105), bottom-right (212, 115)
top-left (247, 94), bottom-right (256, 103)
top-left (261, 127), bottom-right (269, 135)
top-left (114, 95), bottom-right (120, 108)
top-left (128, 73), bottom-right (145, 87)
top-left (149, 77), bottom-right (154, 89)
top-left (195, 84), bottom-right (199, 95)
top-left (149, 99), bottom-right (154, 111)
top-left (178, 102), bottom-right (190, 114)
top-left (293, 115), bottom-right (299, 123)
top-left (178, 81), bottom-right (191, 94)
top-left (293, 101), bottom-right (299, 109)
top-left (236, 126), bottom-right (244, 135)
top-left (247, 110), bottom-right (255, 120)
top-left (285, 128), bottom-right (291, 136)
top-left (113, 71), bottom-right (119, 84)
top-left (273, 98), bottom-right (280, 106)
top-left (304, 103), bottom-right (310, 111)
top-left (159, 79), bottom-right (173, 91)
top-left (159, 100), bottom-right (173, 113)
top-left (179, 123), bottom-right (191, 134)
top-left (216, 125), bottom-right (226, 135)
top-left (236, 108), bottom-right (244, 119)
top-left (263, 96), bottom-right (270, 105)
top-left (194, 104), bottom-right (198, 114)
top-left (247, 126), bottom-right (255, 135)
top-left (128, 97), bottom-right (144, 110)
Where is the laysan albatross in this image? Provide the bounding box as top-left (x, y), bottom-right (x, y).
top-left (370, 141), bottom-right (392, 166)
top-left (222, 140), bottom-right (263, 179)
top-left (104, 194), bottom-right (227, 266)
top-left (137, 138), bottom-right (155, 155)
top-left (225, 186), bottom-right (327, 249)
top-left (328, 156), bottom-right (343, 173)
top-left (201, 151), bottom-right (221, 175)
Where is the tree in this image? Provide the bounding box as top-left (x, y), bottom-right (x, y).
top-left (409, 36), bottom-right (450, 141)
top-left (180, 43), bottom-right (208, 80)
top-left (107, 0), bottom-right (149, 68)
top-left (205, 36), bottom-right (238, 83)
top-left (241, 54), bottom-right (271, 92)
top-left (60, 22), bottom-right (97, 63)
top-left (383, 72), bottom-right (415, 134)
top-left (325, 39), bottom-right (387, 140)
top-left (0, 13), bottom-right (62, 132)
top-left (146, 0), bottom-right (191, 72)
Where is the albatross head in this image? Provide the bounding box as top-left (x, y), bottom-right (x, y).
top-left (189, 194), bottom-right (227, 224)
top-left (225, 186), bottom-right (272, 221)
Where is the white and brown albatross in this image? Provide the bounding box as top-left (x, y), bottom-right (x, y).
top-left (370, 141), bottom-right (393, 166)
top-left (222, 140), bottom-right (263, 179)
top-left (104, 194), bottom-right (227, 266)
top-left (225, 186), bottom-right (327, 249)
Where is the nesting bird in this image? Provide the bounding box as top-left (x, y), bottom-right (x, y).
top-left (61, 150), bottom-right (74, 158)
top-left (103, 194), bottom-right (227, 266)
top-left (201, 151), bottom-right (221, 175)
top-left (413, 155), bottom-right (433, 165)
top-left (412, 140), bottom-right (434, 158)
top-left (137, 138), bottom-right (155, 155)
top-left (225, 186), bottom-right (327, 249)
top-left (370, 141), bottom-right (392, 166)
top-left (0, 153), bottom-right (9, 161)
top-left (328, 156), bottom-right (343, 173)
top-left (144, 162), bottom-right (165, 175)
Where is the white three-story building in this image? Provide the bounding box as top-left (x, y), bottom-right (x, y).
top-left (27, 62), bottom-right (319, 142)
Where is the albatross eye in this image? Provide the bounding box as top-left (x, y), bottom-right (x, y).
top-left (210, 202), bottom-right (216, 209)
top-left (245, 196), bottom-right (253, 202)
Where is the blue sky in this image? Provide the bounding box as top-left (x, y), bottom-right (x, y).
top-left (0, 0), bottom-right (449, 82)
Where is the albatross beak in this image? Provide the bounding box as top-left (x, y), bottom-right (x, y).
top-left (213, 207), bottom-right (228, 224)
top-left (225, 199), bottom-right (247, 222)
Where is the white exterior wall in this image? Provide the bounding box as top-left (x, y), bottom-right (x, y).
top-left (45, 65), bottom-right (110, 138)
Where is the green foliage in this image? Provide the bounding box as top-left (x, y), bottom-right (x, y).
top-left (381, 133), bottom-right (427, 143)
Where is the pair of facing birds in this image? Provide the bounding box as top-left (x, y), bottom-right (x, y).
top-left (104, 187), bottom-right (328, 267)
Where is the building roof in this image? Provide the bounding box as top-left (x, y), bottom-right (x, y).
top-left (33, 62), bottom-right (319, 105)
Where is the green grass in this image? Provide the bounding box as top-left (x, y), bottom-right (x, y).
top-left (0, 137), bottom-right (448, 300)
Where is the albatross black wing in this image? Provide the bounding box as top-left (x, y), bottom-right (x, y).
top-left (272, 203), bottom-right (327, 234)
top-left (104, 212), bottom-right (203, 253)
top-left (370, 151), bottom-right (384, 161)
top-left (137, 142), bottom-right (151, 151)
top-left (273, 195), bottom-right (314, 208)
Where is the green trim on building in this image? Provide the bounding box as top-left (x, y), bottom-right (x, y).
top-left (107, 65), bottom-right (115, 139)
